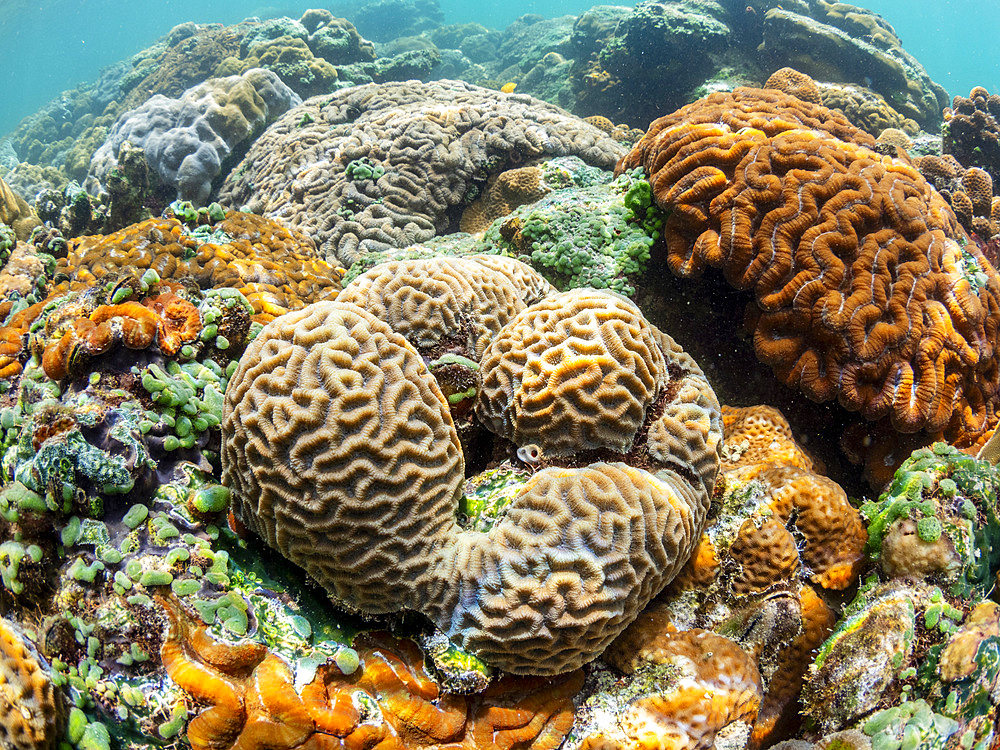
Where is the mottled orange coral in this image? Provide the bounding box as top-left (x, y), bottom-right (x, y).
top-left (720, 405), bottom-right (818, 473)
top-left (0, 301), bottom-right (49, 379)
top-left (159, 597), bottom-right (582, 750)
top-left (0, 617), bottom-right (66, 750)
top-left (764, 67), bottom-right (823, 105)
top-left (56, 212), bottom-right (343, 324)
top-left (582, 623), bottom-right (764, 750)
top-left (618, 87), bottom-right (1000, 440)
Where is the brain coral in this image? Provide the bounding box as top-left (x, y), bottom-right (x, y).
top-left (55, 211), bottom-right (342, 323)
top-left (221, 291), bottom-right (721, 674)
top-left (90, 68), bottom-right (301, 204)
top-left (218, 79), bottom-right (626, 266)
top-left (337, 256), bottom-right (552, 360)
top-left (618, 87), bottom-right (1000, 439)
top-left (0, 618), bottom-right (66, 750)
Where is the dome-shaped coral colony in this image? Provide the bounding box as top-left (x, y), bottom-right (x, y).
top-left (2, 2), bottom-right (1000, 749)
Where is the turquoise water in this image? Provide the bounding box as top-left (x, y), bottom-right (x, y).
top-left (1, 0), bottom-right (997, 136)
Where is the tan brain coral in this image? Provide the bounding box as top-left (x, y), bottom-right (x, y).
top-left (476, 289), bottom-right (668, 457)
top-left (221, 290), bottom-right (722, 674)
top-left (337, 256), bottom-right (541, 360)
top-left (618, 87), bottom-right (1000, 440)
top-left (219, 80), bottom-right (626, 266)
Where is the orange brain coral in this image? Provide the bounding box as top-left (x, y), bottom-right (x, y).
top-left (619, 87), bottom-right (1000, 438)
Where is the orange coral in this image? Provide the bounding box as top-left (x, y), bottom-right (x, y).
top-left (618, 87), bottom-right (1000, 440)
top-left (0, 617), bottom-right (66, 750)
top-left (720, 404), bottom-right (818, 472)
top-left (56, 212), bottom-right (342, 324)
top-left (159, 597), bottom-right (582, 750)
top-left (764, 67), bottom-right (823, 105)
top-left (36, 294), bottom-right (195, 381)
top-left (583, 623), bottom-right (764, 750)
top-left (0, 301), bottom-right (49, 379)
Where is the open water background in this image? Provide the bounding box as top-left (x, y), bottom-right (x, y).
top-left (1, 0), bottom-right (997, 137)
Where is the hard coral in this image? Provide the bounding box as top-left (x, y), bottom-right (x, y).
top-left (764, 67), bottom-right (822, 105)
top-left (221, 290), bottom-right (722, 674)
top-left (338, 256), bottom-right (551, 361)
top-left (56, 211), bottom-right (342, 324)
top-left (619, 87), bottom-right (1000, 440)
top-left (219, 79), bottom-right (626, 266)
top-left (0, 617), bottom-right (66, 750)
top-left (944, 86), bottom-right (1000, 185)
top-left (569, 624), bottom-right (763, 750)
top-left (161, 595), bottom-right (583, 750)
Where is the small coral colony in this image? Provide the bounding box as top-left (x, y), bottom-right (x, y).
top-left (2, 0), bottom-right (1000, 749)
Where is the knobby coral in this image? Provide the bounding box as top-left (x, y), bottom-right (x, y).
top-left (618, 87), bottom-right (1000, 441)
top-left (0, 617), bottom-right (66, 750)
top-left (221, 285), bottom-right (722, 675)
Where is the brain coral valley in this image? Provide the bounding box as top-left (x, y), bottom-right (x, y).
top-left (3, 4), bottom-right (1000, 750)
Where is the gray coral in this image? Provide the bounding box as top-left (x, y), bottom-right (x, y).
top-left (89, 68), bottom-right (300, 204)
top-left (217, 79), bottom-right (626, 266)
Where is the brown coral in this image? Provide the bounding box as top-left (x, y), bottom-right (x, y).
top-left (943, 86), bottom-right (1000, 184)
top-left (0, 617), bottom-right (66, 750)
top-left (460, 167), bottom-right (550, 234)
top-left (618, 87), bottom-right (1000, 440)
top-left (476, 289), bottom-right (668, 457)
top-left (764, 67), bottom-right (822, 105)
top-left (221, 294), bottom-right (722, 674)
top-left (337, 256), bottom-right (542, 360)
top-left (56, 212), bottom-right (343, 323)
top-left (160, 595), bottom-right (582, 750)
top-left (573, 624), bottom-right (764, 750)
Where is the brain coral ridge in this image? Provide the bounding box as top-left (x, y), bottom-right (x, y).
top-left (218, 79), bottom-right (627, 266)
top-left (221, 284), bottom-right (722, 675)
top-left (618, 87), bottom-right (1000, 439)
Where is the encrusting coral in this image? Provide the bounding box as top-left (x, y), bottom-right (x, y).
top-left (618, 86), bottom-right (1000, 443)
top-left (567, 621), bottom-right (764, 750)
top-left (221, 275), bottom-right (722, 675)
top-left (54, 208), bottom-right (343, 324)
top-left (218, 79), bottom-right (626, 266)
top-left (161, 594), bottom-right (582, 750)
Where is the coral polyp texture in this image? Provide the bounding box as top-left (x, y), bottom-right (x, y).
top-left (568, 624), bottom-right (763, 750)
top-left (217, 79), bottom-right (626, 266)
top-left (618, 87), bottom-right (1000, 440)
top-left (55, 209), bottom-right (343, 323)
top-left (221, 285), bottom-right (722, 675)
top-left (0, 618), bottom-right (66, 750)
top-left (944, 86), bottom-right (1000, 185)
